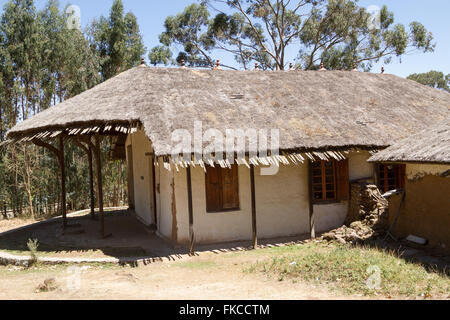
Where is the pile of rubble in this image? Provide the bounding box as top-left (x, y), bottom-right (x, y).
top-left (321, 183), bottom-right (389, 244)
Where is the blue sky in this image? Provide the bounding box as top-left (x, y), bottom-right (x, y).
top-left (1, 0), bottom-right (449, 78)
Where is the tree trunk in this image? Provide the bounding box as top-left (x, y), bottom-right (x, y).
top-left (2, 202), bottom-right (7, 220)
top-left (23, 145), bottom-right (35, 220)
top-left (12, 147), bottom-right (19, 217)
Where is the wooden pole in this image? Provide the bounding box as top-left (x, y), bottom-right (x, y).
top-left (152, 156), bottom-right (158, 226)
top-left (250, 164), bottom-right (258, 249)
top-left (58, 135), bottom-right (67, 230)
top-left (186, 165), bottom-right (195, 255)
top-left (94, 135), bottom-right (104, 238)
top-left (308, 160), bottom-right (316, 239)
top-left (88, 145), bottom-right (95, 220)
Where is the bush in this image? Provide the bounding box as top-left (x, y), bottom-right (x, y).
top-left (27, 238), bottom-right (39, 266)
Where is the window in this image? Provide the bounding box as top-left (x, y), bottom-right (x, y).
top-left (377, 164), bottom-right (406, 193)
top-left (205, 165), bottom-right (240, 212)
top-left (312, 161), bottom-right (336, 201)
top-left (311, 160), bottom-right (349, 203)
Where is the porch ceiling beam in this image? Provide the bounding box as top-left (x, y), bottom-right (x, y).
top-left (31, 138), bottom-right (59, 158)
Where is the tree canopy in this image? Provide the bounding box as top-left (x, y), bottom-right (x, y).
top-left (407, 71), bottom-right (449, 93)
top-left (150, 0), bottom-right (435, 71)
top-left (88, 0), bottom-right (146, 80)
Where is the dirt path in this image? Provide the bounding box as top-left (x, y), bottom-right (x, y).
top-left (0, 251), bottom-right (367, 300)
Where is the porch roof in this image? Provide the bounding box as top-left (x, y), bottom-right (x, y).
top-left (369, 122), bottom-right (450, 164)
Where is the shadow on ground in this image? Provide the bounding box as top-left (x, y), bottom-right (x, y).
top-left (0, 210), bottom-right (158, 259)
top-left (0, 210), bottom-right (310, 262)
top-left (2, 210), bottom-right (448, 273)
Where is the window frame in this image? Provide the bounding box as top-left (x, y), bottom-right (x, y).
top-left (205, 165), bottom-right (240, 213)
top-left (311, 160), bottom-right (338, 204)
top-left (377, 164), bottom-right (406, 194)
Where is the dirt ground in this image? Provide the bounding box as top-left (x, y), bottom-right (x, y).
top-left (0, 251), bottom-right (369, 300)
top-left (1, 214), bottom-right (446, 300)
top-left (0, 215), bottom-right (367, 300)
top-left (0, 218), bottom-right (37, 234)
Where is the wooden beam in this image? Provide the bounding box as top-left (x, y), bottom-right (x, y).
top-left (88, 145), bottom-right (95, 220)
top-left (308, 160), bottom-right (316, 239)
top-left (94, 135), bottom-right (105, 238)
top-left (250, 164), bottom-right (258, 249)
top-left (186, 166), bottom-right (195, 255)
top-left (32, 138), bottom-right (59, 158)
top-left (152, 155), bottom-right (158, 226)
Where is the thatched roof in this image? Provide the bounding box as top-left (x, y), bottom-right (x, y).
top-left (369, 122), bottom-right (450, 164)
top-left (6, 67), bottom-right (450, 157)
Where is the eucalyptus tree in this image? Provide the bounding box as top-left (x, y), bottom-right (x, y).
top-left (0, 0), bottom-right (132, 218)
top-left (151, 0), bottom-right (434, 71)
top-left (0, 0), bottom-right (42, 119)
top-left (124, 12), bottom-right (146, 69)
top-left (407, 71), bottom-right (450, 93)
top-left (39, 0), bottom-right (100, 107)
top-left (89, 0), bottom-right (146, 80)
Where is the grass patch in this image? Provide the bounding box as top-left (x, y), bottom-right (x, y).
top-left (247, 242), bottom-right (450, 298)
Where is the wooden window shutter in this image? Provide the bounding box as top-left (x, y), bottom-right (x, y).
top-left (335, 159), bottom-right (350, 201)
top-left (222, 165), bottom-right (240, 210)
top-left (397, 164), bottom-right (406, 189)
top-left (205, 165), bottom-right (239, 212)
top-left (205, 166), bottom-right (222, 212)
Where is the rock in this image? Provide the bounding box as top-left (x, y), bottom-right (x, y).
top-left (322, 232), bottom-right (336, 241)
top-left (35, 278), bottom-right (58, 293)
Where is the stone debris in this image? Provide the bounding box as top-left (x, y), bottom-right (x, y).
top-left (321, 183), bottom-right (389, 244)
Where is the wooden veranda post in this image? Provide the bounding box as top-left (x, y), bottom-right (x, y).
top-left (58, 135), bottom-right (67, 230)
top-left (308, 160), bottom-right (316, 239)
top-left (152, 155), bottom-right (158, 226)
top-left (250, 164), bottom-right (258, 249)
top-left (88, 145), bottom-right (95, 220)
top-left (186, 165), bottom-right (195, 255)
top-left (94, 135), bottom-right (105, 238)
